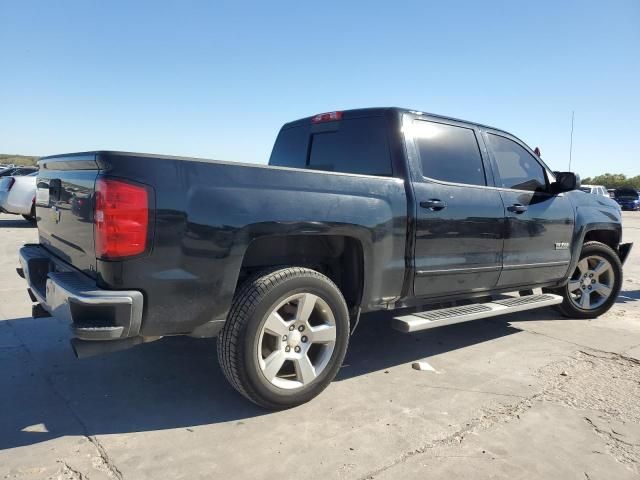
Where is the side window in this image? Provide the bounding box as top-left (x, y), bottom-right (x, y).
top-left (308, 117), bottom-right (392, 176)
top-left (412, 120), bottom-right (486, 186)
top-left (268, 125), bottom-right (309, 169)
top-left (487, 134), bottom-right (547, 192)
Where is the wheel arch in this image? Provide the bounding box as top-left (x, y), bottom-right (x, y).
top-left (237, 234), bottom-right (367, 315)
top-left (583, 229), bottom-right (620, 250)
top-left (565, 222), bottom-right (622, 285)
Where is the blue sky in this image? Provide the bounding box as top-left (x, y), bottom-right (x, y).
top-left (1, 0), bottom-right (638, 177)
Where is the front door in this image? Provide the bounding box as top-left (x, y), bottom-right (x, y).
top-left (483, 131), bottom-right (575, 287)
top-left (406, 117), bottom-right (505, 298)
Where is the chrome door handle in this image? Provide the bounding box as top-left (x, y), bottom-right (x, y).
top-left (420, 199), bottom-right (447, 211)
top-left (507, 204), bottom-right (528, 214)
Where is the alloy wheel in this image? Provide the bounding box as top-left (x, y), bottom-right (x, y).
top-left (567, 255), bottom-right (615, 310)
top-left (257, 292), bottom-right (337, 389)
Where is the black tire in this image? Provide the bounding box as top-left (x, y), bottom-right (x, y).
top-left (217, 267), bottom-right (350, 409)
top-left (545, 241), bottom-right (622, 319)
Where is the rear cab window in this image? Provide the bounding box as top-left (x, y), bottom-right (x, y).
top-left (269, 116), bottom-right (392, 176)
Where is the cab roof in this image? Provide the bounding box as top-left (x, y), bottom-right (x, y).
top-left (282, 107), bottom-right (510, 135)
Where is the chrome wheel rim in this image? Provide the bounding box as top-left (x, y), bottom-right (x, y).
top-left (257, 292), bottom-right (337, 390)
top-left (567, 255), bottom-right (615, 310)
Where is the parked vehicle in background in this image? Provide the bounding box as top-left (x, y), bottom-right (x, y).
top-left (0, 172), bottom-right (37, 221)
top-left (614, 187), bottom-right (640, 211)
top-left (579, 184), bottom-right (608, 197)
top-left (607, 188), bottom-right (616, 198)
top-left (17, 107), bottom-right (632, 408)
top-left (0, 166), bottom-right (38, 177)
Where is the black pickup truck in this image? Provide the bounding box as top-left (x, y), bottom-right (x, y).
top-left (18, 108), bottom-right (632, 408)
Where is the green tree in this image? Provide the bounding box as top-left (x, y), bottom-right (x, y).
top-left (581, 173), bottom-right (640, 189)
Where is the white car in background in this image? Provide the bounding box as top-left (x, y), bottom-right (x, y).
top-left (0, 172), bottom-right (37, 221)
top-left (579, 184), bottom-right (609, 197)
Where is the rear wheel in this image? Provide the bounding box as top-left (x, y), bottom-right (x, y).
top-left (547, 241), bottom-right (622, 319)
top-left (217, 267), bottom-right (350, 409)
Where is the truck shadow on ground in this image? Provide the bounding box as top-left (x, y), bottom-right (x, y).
top-left (2, 291), bottom-right (637, 451)
top-left (339, 287), bottom-right (640, 379)
top-left (2, 312), bottom-right (522, 451)
top-left (616, 288), bottom-right (640, 304)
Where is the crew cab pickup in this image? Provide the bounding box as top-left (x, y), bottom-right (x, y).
top-left (18, 108), bottom-right (632, 408)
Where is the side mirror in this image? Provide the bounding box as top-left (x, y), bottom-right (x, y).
top-left (552, 171), bottom-right (580, 193)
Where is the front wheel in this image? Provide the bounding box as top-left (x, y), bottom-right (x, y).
top-left (217, 267), bottom-right (350, 409)
top-left (546, 241), bottom-right (622, 319)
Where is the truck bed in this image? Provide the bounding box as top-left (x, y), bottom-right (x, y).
top-left (36, 151), bottom-right (408, 336)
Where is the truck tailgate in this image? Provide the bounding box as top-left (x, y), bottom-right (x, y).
top-left (36, 154), bottom-right (100, 278)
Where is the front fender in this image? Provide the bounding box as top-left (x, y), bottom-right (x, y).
top-left (564, 191), bottom-right (623, 282)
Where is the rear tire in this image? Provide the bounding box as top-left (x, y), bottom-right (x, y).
top-left (545, 241), bottom-right (622, 319)
top-left (217, 267), bottom-right (350, 409)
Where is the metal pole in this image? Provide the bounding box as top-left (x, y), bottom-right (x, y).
top-left (568, 111), bottom-right (575, 170)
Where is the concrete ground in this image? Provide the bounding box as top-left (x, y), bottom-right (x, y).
top-left (1, 212), bottom-right (639, 480)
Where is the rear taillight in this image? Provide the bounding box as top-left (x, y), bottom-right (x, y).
top-left (95, 178), bottom-right (150, 259)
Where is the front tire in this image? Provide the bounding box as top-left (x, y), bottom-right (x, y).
top-left (547, 241), bottom-right (622, 319)
top-left (217, 267), bottom-right (350, 409)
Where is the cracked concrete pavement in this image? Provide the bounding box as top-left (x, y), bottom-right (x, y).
top-left (1, 212), bottom-right (639, 479)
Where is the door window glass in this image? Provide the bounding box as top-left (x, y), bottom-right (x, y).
top-left (488, 134), bottom-right (547, 192)
top-left (412, 120), bottom-right (486, 186)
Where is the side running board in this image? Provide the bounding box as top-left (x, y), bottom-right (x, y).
top-left (392, 293), bottom-right (563, 333)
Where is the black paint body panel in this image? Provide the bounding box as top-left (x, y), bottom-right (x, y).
top-left (39, 149), bottom-right (408, 336)
top-left (34, 108), bottom-right (625, 337)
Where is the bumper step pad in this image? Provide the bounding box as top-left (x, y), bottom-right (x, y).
top-left (18, 244), bottom-right (144, 341)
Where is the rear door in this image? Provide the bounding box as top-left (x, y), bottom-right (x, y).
top-left (36, 154), bottom-right (100, 277)
top-left (483, 131), bottom-right (574, 287)
top-left (405, 116), bottom-right (505, 298)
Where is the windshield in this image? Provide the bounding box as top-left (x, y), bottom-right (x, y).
top-left (615, 188), bottom-right (639, 199)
